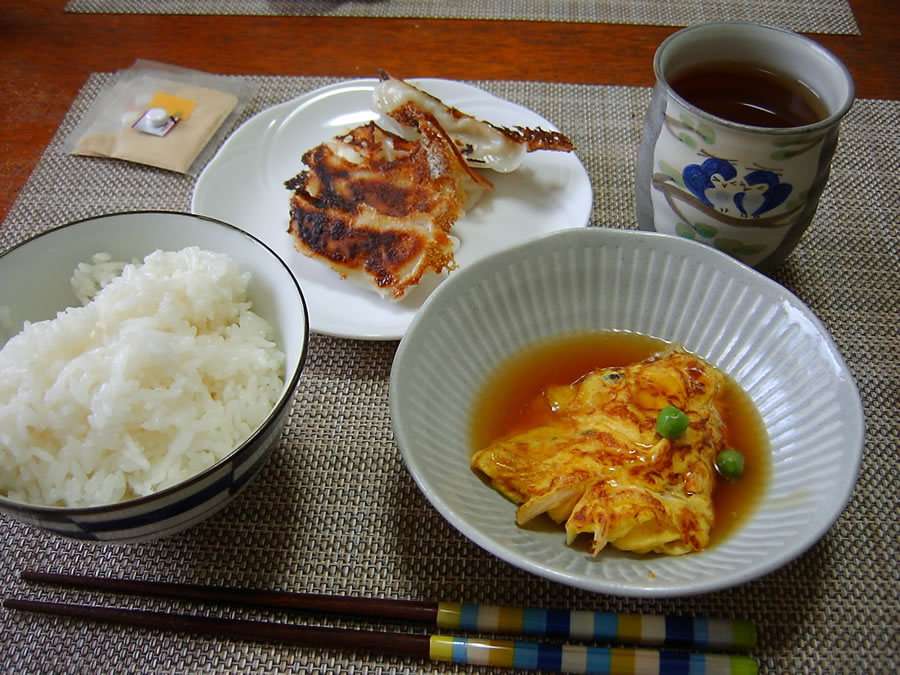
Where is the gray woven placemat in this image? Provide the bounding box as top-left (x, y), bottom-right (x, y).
top-left (64, 0), bottom-right (861, 35)
top-left (1, 73), bottom-right (897, 674)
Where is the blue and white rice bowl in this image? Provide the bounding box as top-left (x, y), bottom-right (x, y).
top-left (390, 227), bottom-right (864, 597)
top-left (0, 212), bottom-right (309, 542)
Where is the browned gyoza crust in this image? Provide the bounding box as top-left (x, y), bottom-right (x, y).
top-left (285, 73), bottom-right (575, 299)
top-left (285, 120), bottom-right (491, 299)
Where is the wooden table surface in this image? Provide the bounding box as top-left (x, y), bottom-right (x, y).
top-left (1, 0), bottom-right (897, 226)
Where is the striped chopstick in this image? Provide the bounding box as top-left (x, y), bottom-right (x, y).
top-left (437, 602), bottom-right (756, 652)
top-left (3, 598), bottom-right (758, 675)
top-left (19, 571), bottom-right (756, 651)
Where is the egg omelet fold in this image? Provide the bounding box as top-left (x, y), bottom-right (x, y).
top-left (471, 347), bottom-right (726, 556)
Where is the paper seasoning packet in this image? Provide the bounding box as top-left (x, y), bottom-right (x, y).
top-left (65, 60), bottom-right (258, 175)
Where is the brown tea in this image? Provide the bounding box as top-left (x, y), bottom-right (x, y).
top-left (669, 61), bottom-right (829, 128)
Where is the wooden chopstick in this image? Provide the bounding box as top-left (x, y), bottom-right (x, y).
top-left (18, 571), bottom-right (757, 651)
top-left (3, 597), bottom-right (759, 675)
top-left (20, 570), bottom-right (435, 622)
top-left (3, 597), bottom-right (428, 658)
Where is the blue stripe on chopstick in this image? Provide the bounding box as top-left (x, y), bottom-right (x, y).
top-left (659, 650), bottom-right (691, 674)
top-left (537, 642), bottom-right (563, 671)
top-left (694, 617), bottom-right (709, 647)
top-left (665, 616), bottom-right (694, 647)
top-left (594, 612), bottom-right (618, 641)
top-left (513, 640), bottom-right (540, 670)
top-left (459, 603), bottom-right (479, 631)
top-left (585, 646), bottom-right (612, 672)
top-left (547, 609), bottom-right (570, 635)
top-left (451, 636), bottom-right (467, 663)
top-left (523, 607), bottom-right (545, 634)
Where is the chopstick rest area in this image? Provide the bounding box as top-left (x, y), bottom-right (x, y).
top-left (4, 571), bottom-right (758, 674)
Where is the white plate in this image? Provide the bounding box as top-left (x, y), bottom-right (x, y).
top-left (390, 228), bottom-right (865, 597)
top-left (192, 79), bottom-right (592, 339)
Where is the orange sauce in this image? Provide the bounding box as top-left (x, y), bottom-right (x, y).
top-left (469, 331), bottom-right (770, 548)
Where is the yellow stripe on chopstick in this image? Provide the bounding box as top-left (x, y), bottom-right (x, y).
top-left (617, 614), bottom-right (643, 645)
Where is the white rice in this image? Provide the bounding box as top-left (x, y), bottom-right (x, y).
top-left (0, 247), bottom-right (285, 508)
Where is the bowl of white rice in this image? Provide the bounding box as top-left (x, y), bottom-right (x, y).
top-left (0, 211), bottom-right (309, 542)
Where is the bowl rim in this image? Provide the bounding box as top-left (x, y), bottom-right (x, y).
top-left (0, 210), bottom-right (310, 514)
top-left (391, 226), bottom-right (866, 596)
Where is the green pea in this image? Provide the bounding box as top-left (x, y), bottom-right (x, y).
top-left (716, 448), bottom-right (745, 480)
top-left (656, 405), bottom-right (690, 439)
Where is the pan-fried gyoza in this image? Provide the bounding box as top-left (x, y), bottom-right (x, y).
top-left (372, 71), bottom-right (576, 173)
top-left (285, 74), bottom-right (575, 300)
top-left (285, 117), bottom-right (491, 300)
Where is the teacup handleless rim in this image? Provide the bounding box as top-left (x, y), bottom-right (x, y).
top-left (653, 21), bottom-right (856, 135)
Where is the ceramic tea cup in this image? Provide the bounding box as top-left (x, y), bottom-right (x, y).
top-left (636, 22), bottom-right (855, 272)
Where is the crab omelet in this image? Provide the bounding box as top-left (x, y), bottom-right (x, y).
top-left (471, 347), bottom-right (726, 556)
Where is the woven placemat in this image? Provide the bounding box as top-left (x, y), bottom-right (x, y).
top-left (64, 0), bottom-right (861, 35)
top-left (1, 74), bottom-right (897, 673)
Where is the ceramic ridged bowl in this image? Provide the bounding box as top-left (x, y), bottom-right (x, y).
top-left (390, 227), bottom-right (864, 597)
top-left (0, 212), bottom-right (309, 543)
